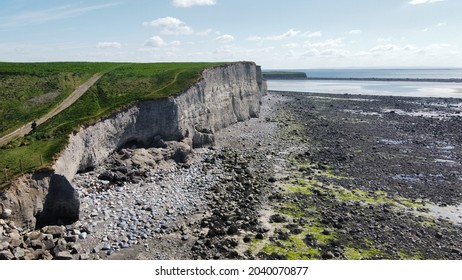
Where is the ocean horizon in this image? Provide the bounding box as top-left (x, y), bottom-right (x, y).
top-left (266, 68), bottom-right (462, 98)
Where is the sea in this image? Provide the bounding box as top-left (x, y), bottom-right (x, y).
top-left (267, 68), bottom-right (462, 98)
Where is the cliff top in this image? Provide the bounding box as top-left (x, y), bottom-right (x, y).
top-left (0, 61), bottom-right (236, 188)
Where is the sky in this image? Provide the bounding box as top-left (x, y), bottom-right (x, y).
top-left (0, 0), bottom-right (461, 69)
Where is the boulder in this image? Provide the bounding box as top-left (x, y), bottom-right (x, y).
top-left (13, 247), bottom-right (25, 259)
top-left (0, 242), bottom-right (9, 251)
top-left (152, 135), bottom-right (168, 148)
top-left (54, 251), bottom-right (73, 260)
top-left (172, 142), bottom-right (192, 164)
top-left (34, 174), bottom-right (80, 228)
top-left (0, 250), bottom-right (14, 260)
top-left (43, 239), bottom-right (55, 251)
top-left (69, 243), bottom-right (82, 254)
top-left (0, 203), bottom-right (12, 219)
top-left (45, 225), bottom-right (66, 238)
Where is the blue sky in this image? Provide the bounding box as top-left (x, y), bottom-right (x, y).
top-left (0, 0), bottom-right (461, 68)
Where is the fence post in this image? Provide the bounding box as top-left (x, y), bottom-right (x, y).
top-left (4, 168), bottom-right (7, 182)
top-left (19, 159), bottom-right (23, 172)
top-left (40, 155), bottom-right (43, 166)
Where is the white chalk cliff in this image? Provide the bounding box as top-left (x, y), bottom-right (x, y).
top-left (0, 62), bottom-right (266, 228)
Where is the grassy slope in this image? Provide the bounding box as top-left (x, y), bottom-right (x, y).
top-left (0, 62), bottom-right (222, 188)
top-left (0, 62), bottom-right (119, 137)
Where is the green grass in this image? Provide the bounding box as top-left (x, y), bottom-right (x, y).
top-left (0, 62), bottom-right (120, 138)
top-left (0, 62), bottom-right (224, 188)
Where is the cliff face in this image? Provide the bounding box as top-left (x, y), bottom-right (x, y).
top-left (0, 62), bottom-right (266, 229)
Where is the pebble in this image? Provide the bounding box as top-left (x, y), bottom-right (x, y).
top-left (79, 232), bottom-right (88, 240)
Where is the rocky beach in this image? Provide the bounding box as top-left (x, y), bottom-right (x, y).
top-left (2, 90), bottom-right (462, 260)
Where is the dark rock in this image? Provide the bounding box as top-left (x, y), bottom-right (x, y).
top-left (52, 244), bottom-right (67, 256)
top-left (35, 174), bottom-right (80, 228)
top-left (54, 251), bottom-right (73, 260)
top-left (45, 225), bottom-right (66, 238)
top-left (152, 136), bottom-right (168, 148)
top-left (69, 243), bottom-right (82, 254)
top-left (79, 232), bottom-right (88, 240)
top-left (65, 235), bottom-right (78, 243)
top-left (268, 177), bottom-right (277, 183)
top-left (255, 233), bottom-right (264, 240)
top-left (303, 234), bottom-right (318, 247)
top-left (227, 225), bottom-right (239, 235)
top-left (270, 214), bottom-right (287, 223)
top-left (30, 239), bottom-right (44, 250)
top-left (322, 251), bottom-right (335, 260)
top-left (243, 236), bottom-right (252, 243)
top-left (172, 142), bottom-right (191, 163)
top-left (435, 232), bottom-right (443, 239)
top-left (43, 239), bottom-right (55, 251)
top-left (0, 207), bottom-right (12, 219)
top-left (0, 250), bottom-right (14, 260)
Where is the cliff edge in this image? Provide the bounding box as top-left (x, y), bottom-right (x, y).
top-left (0, 62), bottom-right (267, 229)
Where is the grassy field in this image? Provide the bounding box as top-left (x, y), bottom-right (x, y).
top-left (0, 62), bottom-right (223, 188)
top-left (0, 62), bottom-right (120, 138)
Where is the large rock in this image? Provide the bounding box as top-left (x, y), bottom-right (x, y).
top-left (44, 225), bottom-right (66, 238)
top-left (34, 175), bottom-right (80, 228)
top-left (13, 247), bottom-right (25, 259)
top-left (0, 204), bottom-right (12, 219)
top-left (54, 251), bottom-right (73, 260)
top-left (0, 250), bottom-right (14, 260)
top-left (171, 142), bottom-right (192, 164)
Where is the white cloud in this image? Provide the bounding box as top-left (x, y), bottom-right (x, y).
top-left (304, 38), bottom-right (344, 49)
top-left (305, 31), bottom-right (323, 38)
top-left (437, 22), bottom-right (447, 27)
top-left (408, 0), bottom-right (445, 5)
top-left (145, 36), bottom-right (165, 47)
top-left (143, 16), bottom-right (194, 35)
top-left (284, 43), bottom-right (300, 48)
top-left (196, 28), bottom-right (213, 36)
top-left (370, 43), bottom-right (418, 54)
top-left (171, 0), bottom-right (217, 8)
top-left (377, 37), bottom-right (393, 42)
top-left (270, 29), bottom-right (300, 40)
top-left (248, 29), bottom-right (300, 41)
top-left (0, 3), bottom-right (118, 29)
top-left (96, 42), bottom-right (122, 49)
top-left (346, 29), bottom-right (362, 35)
top-left (144, 36), bottom-right (181, 48)
top-left (421, 28), bottom-right (429, 32)
top-left (301, 38), bottom-right (348, 58)
top-left (215, 34), bottom-right (234, 43)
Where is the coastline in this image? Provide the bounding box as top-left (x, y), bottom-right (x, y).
top-left (3, 90), bottom-right (460, 260)
top-left (265, 77), bottom-right (462, 83)
top-left (65, 90), bottom-right (462, 259)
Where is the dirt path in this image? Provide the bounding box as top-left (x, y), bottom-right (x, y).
top-left (0, 73), bottom-right (102, 146)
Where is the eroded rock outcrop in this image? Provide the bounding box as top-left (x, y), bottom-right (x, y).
top-left (1, 62), bottom-right (266, 229)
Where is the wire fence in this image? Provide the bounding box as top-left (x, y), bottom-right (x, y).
top-left (1, 155), bottom-right (45, 186)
